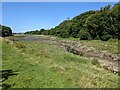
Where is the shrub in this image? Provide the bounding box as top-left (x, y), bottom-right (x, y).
top-left (78, 30), bottom-right (91, 40)
top-left (15, 42), bottom-right (26, 49)
top-left (100, 35), bottom-right (112, 41)
top-left (91, 59), bottom-right (101, 67)
top-left (108, 38), bottom-right (117, 42)
top-left (1, 25), bottom-right (12, 37)
top-left (60, 32), bottom-right (70, 38)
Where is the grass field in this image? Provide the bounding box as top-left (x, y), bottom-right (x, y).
top-left (55, 37), bottom-right (118, 54)
top-left (38, 35), bottom-right (118, 54)
top-left (1, 37), bottom-right (120, 88)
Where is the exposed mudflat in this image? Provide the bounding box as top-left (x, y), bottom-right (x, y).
top-left (8, 35), bottom-right (119, 74)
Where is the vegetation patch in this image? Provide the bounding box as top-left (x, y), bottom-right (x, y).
top-left (91, 59), bottom-right (101, 68)
top-left (24, 3), bottom-right (119, 41)
top-left (1, 38), bottom-right (120, 88)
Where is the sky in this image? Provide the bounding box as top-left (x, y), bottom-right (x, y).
top-left (2, 2), bottom-right (117, 33)
top-left (2, 0), bottom-right (119, 2)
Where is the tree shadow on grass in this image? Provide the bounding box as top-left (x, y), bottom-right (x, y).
top-left (0, 69), bottom-right (18, 89)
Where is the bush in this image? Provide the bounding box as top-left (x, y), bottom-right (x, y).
top-left (78, 30), bottom-right (91, 40)
top-left (108, 38), bottom-right (117, 42)
top-left (91, 59), bottom-right (101, 67)
top-left (1, 25), bottom-right (12, 37)
top-left (94, 35), bottom-right (100, 40)
top-left (60, 32), bottom-right (69, 38)
top-left (15, 42), bottom-right (26, 49)
top-left (100, 35), bottom-right (112, 41)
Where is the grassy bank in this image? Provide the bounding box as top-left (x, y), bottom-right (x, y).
top-left (33, 35), bottom-right (118, 54)
top-left (56, 37), bottom-right (118, 54)
top-left (1, 37), bottom-right (119, 88)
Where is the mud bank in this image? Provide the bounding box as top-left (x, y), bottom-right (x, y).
top-left (59, 40), bottom-right (119, 74)
top-left (8, 35), bottom-right (120, 74)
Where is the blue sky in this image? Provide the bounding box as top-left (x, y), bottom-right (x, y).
top-left (2, 2), bottom-right (116, 33)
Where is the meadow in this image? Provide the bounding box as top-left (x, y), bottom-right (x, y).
top-left (1, 36), bottom-right (119, 88)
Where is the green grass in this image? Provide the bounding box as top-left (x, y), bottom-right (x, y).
top-left (34, 35), bottom-right (118, 54)
top-left (79, 40), bottom-right (118, 54)
top-left (55, 36), bottom-right (118, 54)
top-left (1, 38), bottom-right (119, 88)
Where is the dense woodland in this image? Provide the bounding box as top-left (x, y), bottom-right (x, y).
top-left (25, 3), bottom-right (120, 41)
top-left (0, 25), bottom-right (12, 37)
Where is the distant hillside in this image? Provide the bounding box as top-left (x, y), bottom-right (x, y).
top-left (25, 2), bottom-right (120, 41)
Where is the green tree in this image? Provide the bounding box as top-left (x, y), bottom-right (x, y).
top-left (1, 25), bottom-right (12, 37)
top-left (78, 29), bottom-right (91, 40)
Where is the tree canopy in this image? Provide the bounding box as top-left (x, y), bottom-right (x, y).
top-left (0, 25), bottom-right (12, 37)
top-left (24, 2), bottom-right (120, 41)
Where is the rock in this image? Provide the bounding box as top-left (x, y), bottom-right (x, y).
top-left (93, 50), bottom-right (99, 54)
top-left (111, 54), bottom-right (120, 61)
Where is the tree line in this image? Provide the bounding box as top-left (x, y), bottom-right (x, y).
top-left (0, 25), bottom-right (12, 37)
top-left (25, 2), bottom-right (120, 41)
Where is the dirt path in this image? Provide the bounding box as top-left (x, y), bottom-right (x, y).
top-left (8, 35), bottom-right (119, 74)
